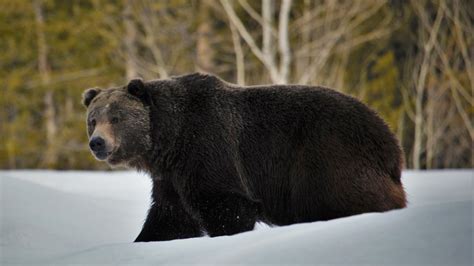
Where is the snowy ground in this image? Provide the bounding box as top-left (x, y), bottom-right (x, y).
top-left (1, 170), bottom-right (472, 265)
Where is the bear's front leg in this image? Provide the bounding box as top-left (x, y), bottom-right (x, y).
top-left (135, 180), bottom-right (202, 242)
top-left (195, 192), bottom-right (260, 237)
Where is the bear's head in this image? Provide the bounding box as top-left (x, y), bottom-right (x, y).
top-left (82, 79), bottom-right (152, 167)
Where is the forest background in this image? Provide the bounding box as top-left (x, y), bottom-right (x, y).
top-left (1, 0), bottom-right (472, 169)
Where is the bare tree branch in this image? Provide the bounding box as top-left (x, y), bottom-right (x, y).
top-left (410, 0), bottom-right (444, 169)
top-left (238, 0), bottom-right (277, 37)
top-left (220, 0), bottom-right (281, 83)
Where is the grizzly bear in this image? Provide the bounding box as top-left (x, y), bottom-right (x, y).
top-left (82, 73), bottom-right (406, 242)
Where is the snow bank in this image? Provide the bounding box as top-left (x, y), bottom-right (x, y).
top-left (1, 170), bottom-right (472, 265)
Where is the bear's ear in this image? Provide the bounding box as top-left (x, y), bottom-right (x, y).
top-left (127, 79), bottom-right (150, 104)
top-left (82, 88), bottom-right (101, 107)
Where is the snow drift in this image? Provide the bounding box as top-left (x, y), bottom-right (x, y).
top-left (1, 170), bottom-right (472, 265)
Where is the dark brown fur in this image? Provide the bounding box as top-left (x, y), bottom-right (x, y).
top-left (83, 73), bottom-right (406, 242)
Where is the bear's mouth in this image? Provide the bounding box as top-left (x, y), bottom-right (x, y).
top-left (93, 150), bottom-right (113, 161)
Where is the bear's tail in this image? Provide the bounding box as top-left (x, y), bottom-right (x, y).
top-left (389, 151), bottom-right (404, 185)
top-left (390, 165), bottom-right (402, 184)
top-left (387, 154), bottom-right (407, 208)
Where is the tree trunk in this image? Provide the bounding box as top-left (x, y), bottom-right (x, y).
top-left (412, 85), bottom-right (424, 170)
top-left (296, 0), bottom-right (311, 81)
top-left (278, 0), bottom-right (292, 84)
top-left (229, 22), bottom-right (245, 85)
top-left (196, 0), bottom-right (215, 73)
top-left (262, 0), bottom-right (275, 70)
top-left (123, 0), bottom-right (138, 79)
top-left (34, 0), bottom-right (58, 168)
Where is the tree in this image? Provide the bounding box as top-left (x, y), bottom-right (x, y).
top-left (34, 0), bottom-right (58, 168)
top-left (0, 0), bottom-right (471, 169)
top-left (123, 0), bottom-right (139, 79)
top-left (402, 0), bottom-right (472, 168)
top-left (220, 0), bottom-right (292, 84)
top-left (196, 0), bottom-right (215, 73)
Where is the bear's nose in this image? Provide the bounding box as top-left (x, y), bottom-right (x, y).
top-left (89, 137), bottom-right (105, 152)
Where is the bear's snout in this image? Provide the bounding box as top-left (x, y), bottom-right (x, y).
top-left (89, 136), bottom-right (105, 152)
top-left (89, 136), bottom-right (111, 160)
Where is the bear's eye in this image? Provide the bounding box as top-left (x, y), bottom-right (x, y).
top-left (90, 119), bottom-right (96, 127)
top-left (111, 117), bottom-right (119, 124)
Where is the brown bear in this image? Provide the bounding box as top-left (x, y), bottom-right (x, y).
top-left (82, 73), bottom-right (406, 242)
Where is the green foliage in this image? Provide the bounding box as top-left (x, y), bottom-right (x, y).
top-left (0, 0), bottom-right (118, 169)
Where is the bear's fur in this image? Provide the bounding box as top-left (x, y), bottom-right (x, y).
top-left (83, 73), bottom-right (406, 242)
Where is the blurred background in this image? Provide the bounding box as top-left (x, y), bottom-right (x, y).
top-left (0, 0), bottom-right (472, 170)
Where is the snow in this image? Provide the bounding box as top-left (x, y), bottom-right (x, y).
top-left (1, 170), bottom-right (472, 265)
